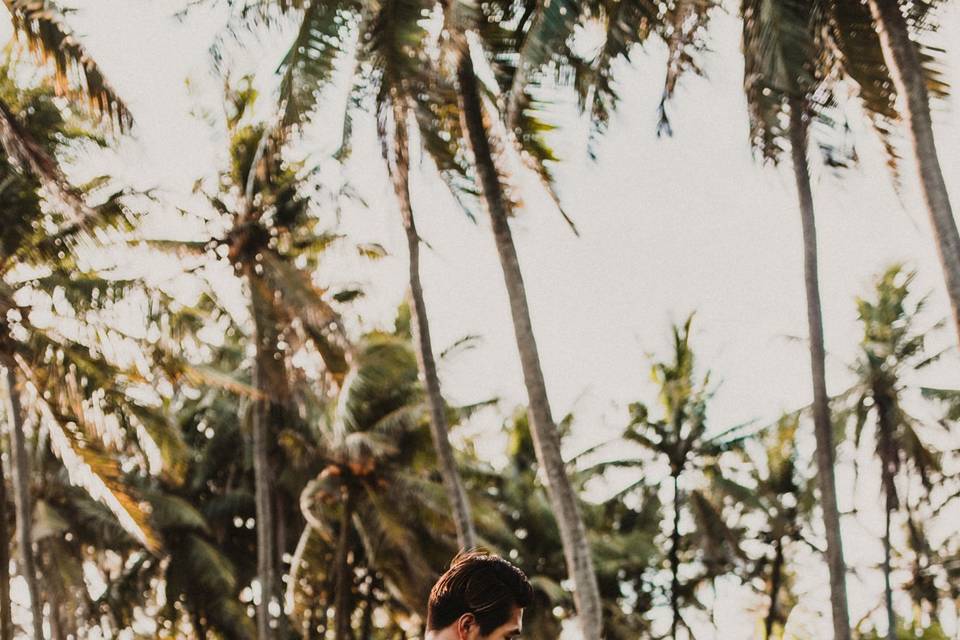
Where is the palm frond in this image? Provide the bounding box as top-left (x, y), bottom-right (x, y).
top-left (166, 533), bottom-right (239, 600)
top-left (822, 0), bottom-right (900, 173)
top-left (4, 0), bottom-right (133, 128)
top-left (503, 0), bottom-right (579, 132)
top-left (23, 361), bottom-right (162, 553)
top-left (657, 0), bottom-right (714, 136)
top-left (0, 97), bottom-right (98, 226)
top-left (145, 490), bottom-right (211, 533)
top-left (257, 250), bottom-right (353, 378)
top-left (277, 0), bottom-right (358, 129)
top-left (412, 78), bottom-right (480, 219)
top-left (574, 0), bottom-right (656, 149)
top-left (740, 0), bottom-right (816, 162)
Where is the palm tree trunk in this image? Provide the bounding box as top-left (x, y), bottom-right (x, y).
top-left (670, 473), bottom-right (681, 640)
top-left (765, 536), bottom-right (785, 639)
top-left (0, 435), bottom-right (13, 640)
top-left (40, 541), bottom-right (75, 640)
top-left (455, 50), bottom-right (603, 640)
top-left (3, 366), bottom-right (44, 640)
top-left (275, 490), bottom-right (287, 591)
top-left (249, 274), bottom-right (279, 640)
top-left (882, 487), bottom-right (896, 640)
top-left (251, 363), bottom-right (276, 640)
top-left (867, 0), bottom-right (960, 346)
top-left (359, 576), bottom-right (375, 640)
top-left (876, 397), bottom-right (898, 640)
top-left (789, 98), bottom-right (852, 640)
top-left (389, 98), bottom-right (477, 551)
top-left (46, 575), bottom-right (65, 640)
top-left (334, 488), bottom-right (355, 640)
top-left (287, 525), bottom-right (312, 635)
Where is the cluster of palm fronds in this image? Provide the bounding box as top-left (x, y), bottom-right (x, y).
top-left (0, 0), bottom-right (959, 639)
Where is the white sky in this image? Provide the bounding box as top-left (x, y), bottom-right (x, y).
top-left (5, 1), bottom-right (960, 638)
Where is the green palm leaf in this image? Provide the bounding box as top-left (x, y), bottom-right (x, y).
top-left (277, 0), bottom-right (359, 129)
top-left (15, 350), bottom-right (162, 553)
top-left (4, 0), bottom-right (132, 128)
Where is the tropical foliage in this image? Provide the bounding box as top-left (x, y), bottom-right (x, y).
top-left (0, 0), bottom-right (958, 639)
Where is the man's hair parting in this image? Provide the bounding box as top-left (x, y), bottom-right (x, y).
top-left (427, 550), bottom-right (534, 635)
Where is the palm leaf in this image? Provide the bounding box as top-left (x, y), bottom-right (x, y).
top-left (741, 0), bottom-right (817, 162)
top-left (503, 0), bottom-right (579, 132)
top-left (257, 250), bottom-right (353, 378)
top-left (0, 97), bottom-right (99, 226)
top-left (4, 0), bottom-right (133, 128)
top-left (24, 362), bottom-right (161, 553)
top-left (277, 0), bottom-right (358, 129)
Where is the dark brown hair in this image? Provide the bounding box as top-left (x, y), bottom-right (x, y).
top-left (427, 551), bottom-right (533, 635)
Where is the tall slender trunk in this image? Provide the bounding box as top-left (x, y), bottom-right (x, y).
top-left (765, 536), bottom-right (785, 639)
top-left (882, 489), bottom-right (896, 640)
top-left (248, 270), bottom-right (281, 640)
top-left (4, 366), bottom-right (44, 640)
top-left (789, 98), bottom-right (851, 640)
top-left (388, 97), bottom-right (477, 550)
top-left (359, 576), bottom-right (375, 640)
top-left (0, 434), bottom-right (13, 640)
top-left (251, 351), bottom-right (275, 640)
top-left (275, 490), bottom-right (287, 589)
top-left (670, 473), bottom-right (681, 640)
top-left (48, 605), bottom-right (64, 640)
top-left (41, 541), bottom-right (75, 640)
top-left (867, 0), bottom-right (960, 346)
top-left (454, 50), bottom-right (603, 640)
top-left (46, 570), bottom-right (65, 640)
top-left (334, 488), bottom-right (354, 640)
top-left (876, 396), bottom-right (898, 640)
top-left (288, 526), bottom-right (312, 635)
top-left (318, 593), bottom-right (329, 637)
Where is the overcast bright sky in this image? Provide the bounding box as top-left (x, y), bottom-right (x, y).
top-left (5, 1), bottom-right (960, 637)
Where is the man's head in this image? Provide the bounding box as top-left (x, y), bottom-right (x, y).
top-left (426, 551), bottom-right (533, 640)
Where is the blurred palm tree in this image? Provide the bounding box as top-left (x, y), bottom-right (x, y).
top-left (287, 325), bottom-right (462, 639)
top-left (469, 409), bottom-right (662, 639)
top-left (845, 265), bottom-right (948, 640)
top-left (736, 0), bottom-right (907, 632)
top-left (863, 0), bottom-right (960, 346)
top-left (718, 415), bottom-right (815, 639)
top-left (270, 0), bottom-right (480, 550)
top-left (1, 0), bottom-right (132, 231)
top-left (0, 65), bottom-right (158, 639)
top-left (142, 77), bottom-right (359, 638)
top-left (588, 316), bottom-right (743, 639)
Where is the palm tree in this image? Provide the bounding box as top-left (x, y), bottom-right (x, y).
top-left (438, 5), bottom-right (609, 632)
top-left (0, 66), bottom-right (161, 638)
top-left (0, 14), bottom-right (139, 633)
top-left (466, 409), bottom-right (663, 639)
top-left (224, 0), bottom-right (604, 629)
top-left (1, 0), bottom-right (131, 230)
top-left (287, 326), bottom-right (467, 637)
top-left (590, 316), bottom-right (742, 638)
top-left (272, 0), bottom-right (480, 550)
top-left (864, 0), bottom-right (960, 346)
top-left (3, 365), bottom-right (42, 639)
top-left (29, 398), bottom-right (257, 639)
top-left (146, 80), bottom-right (382, 637)
top-left (847, 265), bottom-right (947, 640)
top-left (736, 0), bottom-right (909, 632)
top-left (717, 415), bottom-right (815, 639)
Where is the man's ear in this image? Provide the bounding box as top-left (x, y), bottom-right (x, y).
top-left (456, 613), bottom-right (477, 640)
